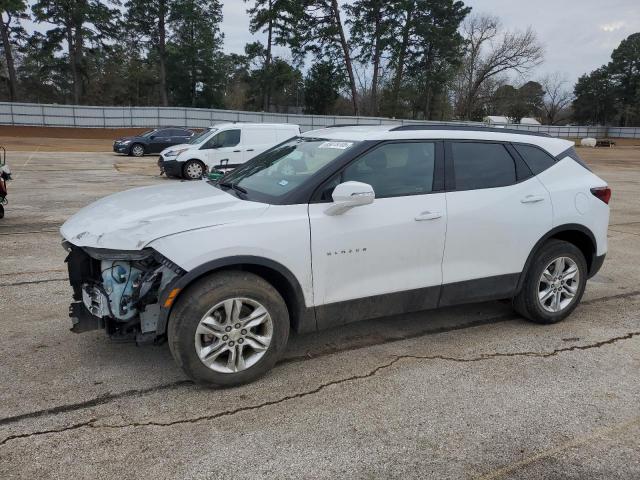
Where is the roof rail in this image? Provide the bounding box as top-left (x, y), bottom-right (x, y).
top-left (391, 124), bottom-right (551, 138)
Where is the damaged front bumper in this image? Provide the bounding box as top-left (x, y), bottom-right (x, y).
top-left (64, 241), bottom-right (184, 342)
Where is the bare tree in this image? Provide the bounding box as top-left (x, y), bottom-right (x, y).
top-left (454, 15), bottom-right (544, 120)
top-left (540, 73), bottom-right (574, 125)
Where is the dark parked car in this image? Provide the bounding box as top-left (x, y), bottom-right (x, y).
top-left (113, 128), bottom-right (194, 157)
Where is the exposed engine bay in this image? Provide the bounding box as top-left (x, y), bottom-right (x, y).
top-left (64, 242), bottom-right (184, 342)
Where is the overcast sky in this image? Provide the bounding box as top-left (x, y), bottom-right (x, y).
top-left (223, 0), bottom-right (640, 87)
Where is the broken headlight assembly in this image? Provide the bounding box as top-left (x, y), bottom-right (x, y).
top-left (64, 243), bottom-right (184, 341)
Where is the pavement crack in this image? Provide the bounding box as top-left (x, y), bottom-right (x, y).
top-left (0, 419), bottom-right (98, 446)
top-left (400, 331), bottom-right (640, 363)
top-left (0, 357), bottom-right (404, 445)
top-left (0, 277), bottom-right (68, 287)
top-left (0, 380), bottom-right (193, 428)
top-left (1, 290), bottom-right (639, 433)
top-left (1, 331), bottom-right (638, 446)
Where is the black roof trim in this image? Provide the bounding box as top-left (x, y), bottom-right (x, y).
top-left (391, 124), bottom-right (551, 138)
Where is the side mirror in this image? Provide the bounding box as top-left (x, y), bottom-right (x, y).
top-left (324, 181), bottom-right (375, 216)
top-left (150, 135), bottom-right (156, 140)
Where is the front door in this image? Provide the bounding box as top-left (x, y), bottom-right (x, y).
top-left (308, 141), bottom-right (447, 329)
top-left (201, 129), bottom-right (244, 169)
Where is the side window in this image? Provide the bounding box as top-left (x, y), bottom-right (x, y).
top-left (203, 129), bottom-right (241, 149)
top-left (166, 129), bottom-right (189, 137)
top-left (341, 142), bottom-right (436, 199)
top-left (514, 144), bottom-right (556, 175)
top-left (451, 142), bottom-right (516, 191)
top-left (155, 129), bottom-right (172, 138)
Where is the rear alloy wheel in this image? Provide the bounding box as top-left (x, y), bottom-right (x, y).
top-left (130, 144), bottom-right (145, 157)
top-left (514, 239), bottom-right (587, 324)
top-left (168, 271), bottom-right (289, 386)
top-left (537, 257), bottom-right (580, 313)
top-left (183, 160), bottom-right (204, 180)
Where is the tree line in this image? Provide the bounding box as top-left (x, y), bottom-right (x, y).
top-left (0, 0), bottom-right (638, 125)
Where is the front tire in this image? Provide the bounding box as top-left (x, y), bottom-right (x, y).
top-left (182, 160), bottom-right (205, 180)
top-left (130, 143), bottom-right (145, 157)
top-left (514, 240), bottom-right (587, 324)
top-left (168, 271), bottom-right (290, 387)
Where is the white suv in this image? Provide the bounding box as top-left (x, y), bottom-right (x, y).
top-left (61, 125), bottom-right (610, 386)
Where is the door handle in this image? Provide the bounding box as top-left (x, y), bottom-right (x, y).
top-left (521, 195), bottom-right (545, 204)
top-left (233, 150), bottom-right (241, 153)
top-left (246, 149), bottom-right (254, 152)
top-left (415, 211), bottom-right (443, 221)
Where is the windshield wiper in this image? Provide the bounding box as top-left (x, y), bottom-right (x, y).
top-left (218, 181), bottom-right (248, 197)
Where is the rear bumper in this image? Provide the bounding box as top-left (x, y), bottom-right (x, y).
top-left (158, 157), bottom-right (183, 177)
top-left (589, 254), bottom-right (606, 278)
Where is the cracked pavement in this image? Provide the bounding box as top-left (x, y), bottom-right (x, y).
top-left (1, 145), bottom-right (640, 479)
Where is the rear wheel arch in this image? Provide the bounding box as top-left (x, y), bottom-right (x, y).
top-left (517, 224), bottom-right (597, 293)
top-left (158, 256), bottom-right (314, 337)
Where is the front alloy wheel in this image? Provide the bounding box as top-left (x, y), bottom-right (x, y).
top-left (168, 271), bottom-right (290, 387)
top-left (195, 298), bottom-right (274, 373)
top-left (131, 144), bottom-right (145, 157)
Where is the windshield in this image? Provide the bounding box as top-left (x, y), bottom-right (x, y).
top-left (140, 130), bottom-right (156, 138)
top-left (189, 128), bottom-right (216, 145)
top-left (221, 137), bottom-right (359, 200)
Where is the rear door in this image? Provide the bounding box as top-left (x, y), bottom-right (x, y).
top-left (171, 128), bottom-right (193, 145)
top-left (308, 141), bottom-right (447, 329)
top-left (440, 141), bottom-right (552, 305)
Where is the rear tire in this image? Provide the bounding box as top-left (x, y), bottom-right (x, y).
top-left (130, 143), bottom-right (145, 157)
top-left (168, 271), bottom-right (290, 387)
top-left (513, 240), bottom-right (587, 324)
top-left (182, 160), bottom-right (205, 180)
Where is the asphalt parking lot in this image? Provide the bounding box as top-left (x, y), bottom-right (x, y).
top-left (1, 143), bottom-right (639, 479)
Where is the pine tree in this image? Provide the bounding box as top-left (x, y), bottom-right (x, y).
top-left (31, 0), bottom-right (120, 104)
top-left (167, 0), bottom-right (224, 108)
top-left (297, 1), bottom-right (359, 115)
top-left (0, 0), bottom-right (28, 101)
top-left (125, 0), bottom-right (171, 106)
top-left (244, 0), bottom-right (302, 110)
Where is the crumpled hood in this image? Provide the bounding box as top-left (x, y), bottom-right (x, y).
top-left (61, 181), bottom-right (269, 250)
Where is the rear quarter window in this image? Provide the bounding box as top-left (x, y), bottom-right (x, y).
top-left (514, 144), bottom-right (556, 174)
top-left (557, 147), bottom-right (592, 171)
top-left (452, 142), bottom-right (517, 191)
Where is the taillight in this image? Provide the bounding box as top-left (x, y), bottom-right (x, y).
top-left (591, 187), bottom-right (611, 205)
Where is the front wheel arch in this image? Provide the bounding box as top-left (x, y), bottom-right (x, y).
top-left (516, 224), bottom-right (597, 294)
top-left (157, 256), bottom-right (313, 338)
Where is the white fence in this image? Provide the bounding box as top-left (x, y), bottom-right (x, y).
top-left (0, 102), bottom-right (638, 138)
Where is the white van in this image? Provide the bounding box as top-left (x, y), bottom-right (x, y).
top-left (158, 123), bottom-right (300, 180)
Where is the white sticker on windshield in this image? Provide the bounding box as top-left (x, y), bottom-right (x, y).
top-left (318, 141), bottom-right (353, 150)
top-left (278, 179), bottom-right (289, 186)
